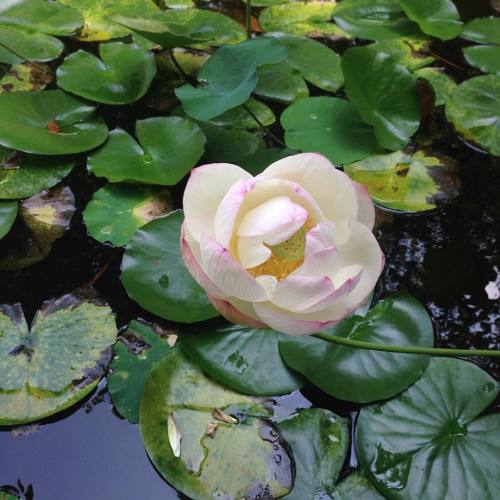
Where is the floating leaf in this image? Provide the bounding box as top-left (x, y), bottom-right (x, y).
top-left (331, 471), bottom-right (384, 499)
top-left (57, 42), bottom-right (156, 105)
top-left (88, 116), bottom-right (204, 185)
top-left (58, 0), bottom-right (160, 42)
top-left (345, 149), bottom-right (459, 212)
top-left (84, 184), bottom-right (173, 247)
top-left (342, 45), bottom-right (420, 151)
top-left (414, 67), bottom-right (456, 106)
top-left (0, 62), bottom-right (53, 94)
top-left (140, 350), bottom-right (292, 499)
top-left (0, 201), bottom-right (17, 240)
top-left (371, 37), bottom-right (434, 70)
top-left (181, 320), bottom-right (304, 396)
top-left (281, 96), bottom-right (377, 164)
top-left (398, 0), bottom-right (462, 40)
top-left (162, 0), bottom-right (194, 8)
top-left (463, 45), bottom-right (500, 75)
top-left (357, 358), bottom-right (500, 499)
top-left (279, 293), bottom-right (434, 403)
top-left (0, 186), bottom-right (75, 271)
top-left (108, 320), bottom-right (173, 423)
top-left (121, 210), bottom-right (218, 323)
top-left (158, 48), bottom-right (209, 77)
top-left (176, 37), bottom-right (287, 120)
top-left (0, 291), bottom-right (116, 425)
top-left (332, 0), bottom-right (420, 40)
top-left (0, 90), bottom-right (108, 155)
top-left (461, 16), bottom-right (500, 44)
top-left (276, 409), bottom-right (349, 499)
top-left (240, 148), bottom-right (297, 176)
top-left (0, 147), bottom-right (74, 200)
top-left (445, 74), bottom-right (500, 156)
top-left (260, 1), bottom-right (344, 38)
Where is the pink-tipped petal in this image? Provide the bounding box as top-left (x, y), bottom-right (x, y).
top-left (305, 220), bottom-right (336, 256)
top-left (290, 245), bottom-right (340, 279)
top-left (208, 295), bottom-right (267, 329)
top-left (354, 181), bottom-right (375, 230)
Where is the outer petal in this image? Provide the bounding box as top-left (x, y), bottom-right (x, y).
top-left (183, 163), bottom-right (252, 242)
top-left (208, 294), bottom-right (267, 329)
top-left (261, 153), bottom-right (358, 244)
top-left (353, 181), bottom-right (375, 230)
top-left (200, 236), bottom-right (268, 302)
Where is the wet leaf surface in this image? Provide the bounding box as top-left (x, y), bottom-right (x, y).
top-left (463, 45), bottom-right (500, 75)
top-left (331, 470), bottom-right (384, 499)
top-left (0, 201), bottom-right (17, 241)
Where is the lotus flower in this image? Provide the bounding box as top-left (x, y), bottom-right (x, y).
top-left (181, 153), bottom-right (384, 336)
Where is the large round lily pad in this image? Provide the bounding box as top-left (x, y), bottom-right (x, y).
top-left (87, 116), bottom-right (205, 185)
top-left (445, 74), bottom-right (500, 156)
top-left (0, 147), bottom-right (74, 200)
top-left (84, 184), bottom-right (173, 246)
top-left (356, 357), bottom-right (500, 499)
top-left (345, 149), bottom-right (459, 212)
top-left (279, 293), bottom-right (434, 403)
top-left (331, 471), bottom-right (384, 499)
top-left (463, 45), bottom-right (500, 75)
top-left (0, 291), bottom-right (117, 425)
top-left (461, 16), bottom-right (500, 45)
top-left (181, 320), bottom-right (305, 396)
top-left (0, 90), bottom-right (108, 155)
top-left (342, 45), bottom-right (420, 151)
top-left (121, 210), bottom-right (218, 323)
top-left (0, 201), bottom-right (17, 240)
top-left (140, 350), bottom-right (293, 498)
top-left (281, 96), bottom-right (377, 164)
top-left (57, 42), bottom-right (156, 105)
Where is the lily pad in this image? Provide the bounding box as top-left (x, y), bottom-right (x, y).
top-left (259, 1), bottom-right (344, 38)
top-left (176, 37), bottom-right (287, 120)
top-left (0, 147), bottom-right (75, 200)
top-left (281, 96), bottom-right (377, 164)
top-left (445, 74), bottom-right (500, 156)
top-left (140, 350), bottom-right (292, 498)
top-left (342, 45), bottom-right (420, 151)
top-left (0, 0), bottom-right (83, 63)
top-left (255, 62), bottom-right (309, 104)
top-left (0, 62), bottom-right (53, 94)
top-left (0, 291), bottom-right (116, 425)
top-left (121, 210), bottom-right (218, 323)
top-left (240, 148), bottom-right (297, 176)
top-left (332, 0), bottom-right (420, 40)
top-left (345, 149), bottom-right (459, 212)
top-left (0, 186), bottom-right (75, 271)
top-left (398, 0), bottom-right (462, 40)
top-left (58, 0), bottom-right (160, 42)
top-left (108, 320), bottom-right (174, 423)
top-left (277, 408), bottom-right (349, 499)
top-left (279, 293), bottom-right (434, 403)
top-left (87, 116), bottom-right (205, 185)
top-left (0, 201), bottom-right (17, 240)
top-left (57, 42), bottom-right (156, 105)
top-left (0, 90), bottom-right (108, 155)
top-left (463, 45), bottom-right (500, 75)
top-left (414, 67), bottom-right (456, 106)
top-left (356, 358), bottom-right (500, 499)
top-left (181, 320), bottom-right (305, 396)
top-left (371, 37), bottom-right (434, 70)
top-left (461, 16), bottom-right (500, 44)
top-left (84, 184), bottom-right (173, 247)
top-left (331, 471), bottom-right (384, 499)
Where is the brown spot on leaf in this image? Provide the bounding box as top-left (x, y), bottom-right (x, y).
top-left (47, 120), bottom-right (61, 134)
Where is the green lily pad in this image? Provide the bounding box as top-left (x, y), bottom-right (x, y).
top-left (0, 90), bottom-right (108, 155)
top-left (111, 8), bottom-right (245, 48)
top-left (176, 37), bottom-right (287, 120)
top-left (260, 1), bottom-right (344, 38)
top-left (88, 116), bottom-right (205, 185)
top-left (254, 62), bottom-right (309, 104)
top-left (0, 291), bottom-right (116, 425)
top-left (445, 74), bottom-right (500, 156)
top-left (58, 0), bottom-right (160, 42)
top-left (331, 471), bottom-right (385, 499)
top-left (342, 45), bottom-right (420, 151)
top-left (277, 408), bottom-right (349, 499)
top-left (84, 184), bottom-right (173, 247)
top-left (356, 358), bottom-right (500, 499)
top-left (0, 201), bottom-right (17, 240)
top-left (240, 148), bottom-right (297, 176)
top-left (281, 96), bottom-right (377, 164)
top-left (0, 147), bottom-right (74, 200)
top-left (57, 42), bottom-right (156, 105)
top-left (371, 37), bottom-right (434, 70)
top-left (332, 0), bottom-right (420, 40)
top-left (345, 149), bottom-right (459, 212)
top-left (158, 48), bottom-right (209, 77)
top-left (0, 0), bottom-right (83, 63)
top-left (162, 0), bottom-right (194, 8)
top-left (0, 185), bottom-right (75, 271)
top-left (0, 62), bottom-right (53, 94)
top-left (463, 45), bottom-right (500, 75)
top-left (140, 350), bottom-right (292, 498)
top-left (398, 0), bottom-right (462, 40)
top-left (181, 321), bottom-right (305, 396)
top-left (461, 16), bottom-right (500, 44)
top-left (414, 67), bottom-right (456, 106)
top-left (279, 293), bottom-right (434, 403)
top-left (108, 320), bottom-right (174, 423)
top-left (121, 210), bottom-right (218, 323)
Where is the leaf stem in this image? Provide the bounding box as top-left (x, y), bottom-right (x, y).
top-left (246, 0), bottom-right (252, 40)
top-left (313, 332), bottom-right (500, 357)
top-left (242, 103), bottom-right (286, 147)
top-left (167, 49), bottom-right (196, 85)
